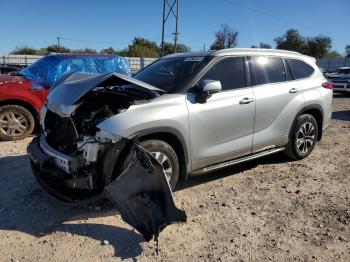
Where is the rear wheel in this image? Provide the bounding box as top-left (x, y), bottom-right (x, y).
top-left (284, 114), bottom-right (318, 160)
top-left (0, 105), bottom-right (35, 141)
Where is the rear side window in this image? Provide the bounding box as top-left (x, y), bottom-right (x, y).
top-left (200, 57), bottom-right (246, 91)
top-left (286, 59), bottom-right (314, 79)
top-left (251, 56), bottom-right (287, 85)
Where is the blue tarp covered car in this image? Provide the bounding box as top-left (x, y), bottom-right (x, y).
top-left (20, 53), bottom-right (132, 86)
top-left (0, 54), bottom-right (131, 141)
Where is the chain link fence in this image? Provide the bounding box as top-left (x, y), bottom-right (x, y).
top-left (316, 58), bottom-right (350, 72)
top-left (1, 54), bottom-right (349, 73)
top-left (0, 54), bottom-right (157, 73)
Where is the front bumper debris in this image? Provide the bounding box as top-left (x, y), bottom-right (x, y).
top-left (28, 136), bottom-right (187, 241)
top-left (104, 143), bottom-right (187, 241)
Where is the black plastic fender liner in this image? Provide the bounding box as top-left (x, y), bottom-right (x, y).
top-left (102, 137), bottom-right (132, 186)
top-left (104, 143), bottom-right (187, 242)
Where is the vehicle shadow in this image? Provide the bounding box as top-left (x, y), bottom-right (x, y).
top-left (0, 154), bottom-right (143, 260)
top-left (176, 152), bottom-right (290, 191)
top-left (332, 110), bottom-right (350, 121)
top-left (0, 150), bottom-right (291, 258)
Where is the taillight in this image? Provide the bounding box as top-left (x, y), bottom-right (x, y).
top-left (322, 82), bottom-right (333, 89)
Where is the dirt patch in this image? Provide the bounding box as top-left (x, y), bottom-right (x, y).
top-left (0, 95), bottom-right (349, 261)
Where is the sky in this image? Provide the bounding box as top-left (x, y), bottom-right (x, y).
top-left (1, 0), bottom-right (349, 55)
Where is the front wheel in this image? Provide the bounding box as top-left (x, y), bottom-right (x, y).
top-left (0, 105), bottom-right (35, 141)
top-left (284, 114), bottom-right (318, 160)
top-left (139, 140), bottom-right (180, 190)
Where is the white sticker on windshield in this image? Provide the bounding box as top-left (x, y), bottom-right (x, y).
top-left (184, 57), bottom-right (205, 62)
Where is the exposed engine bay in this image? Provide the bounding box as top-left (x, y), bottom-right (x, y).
top-left (38, 73), bottom-right (161, 199)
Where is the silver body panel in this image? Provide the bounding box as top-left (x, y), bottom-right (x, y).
top-left (43, 48), bottom-right (333, 175)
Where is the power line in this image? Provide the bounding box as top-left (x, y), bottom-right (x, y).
top-left (59, 37), bottom-right (129, 45)
top-left (222, 0), bottom-right (333, 36)
top-left (58, 34), bottom-right (173, 47)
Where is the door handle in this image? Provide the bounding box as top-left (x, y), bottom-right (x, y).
top-left (239, 97), bottom-right (254, 104)
top-left (289, 88), bottom-right (299, 94)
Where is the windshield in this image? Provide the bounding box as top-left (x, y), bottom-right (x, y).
top-left (133, 56), bottom-right (211, 93)
top-left (20, 55), bottom-right (132, 85)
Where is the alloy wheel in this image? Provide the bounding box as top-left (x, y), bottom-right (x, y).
top-left (151, 151), bottom-right (173, 183)
top-left (296, 122), bottom-right (316, 154)
top-left (0, 110), bottom-right (29, 137)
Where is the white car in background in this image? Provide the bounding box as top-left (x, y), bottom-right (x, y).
top-left (327, 67), bottom-right (350, 93)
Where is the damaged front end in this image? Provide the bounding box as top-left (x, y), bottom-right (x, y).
top-left (29, 72), bottom-right (159, 202)
top-left (27, 72), bottom-right (186, 241)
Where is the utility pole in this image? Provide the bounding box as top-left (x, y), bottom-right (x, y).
top-left (57, 36), bottom-right (60, 53)
top-left (173, 0), bottom-right (179, 53)
top-left (161, 0), bottom-right (180, 57)
top-left (161, 0), bottom-right (166, 56)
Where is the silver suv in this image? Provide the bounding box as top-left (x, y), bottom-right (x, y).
top-left (28, 48), bottom-right (333, 202)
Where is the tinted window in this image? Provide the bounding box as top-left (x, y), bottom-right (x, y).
top-left (200, 57), bottom-right (246, 91)
top-left (286, 59), bottom-right (314, 79)
top-left (251, 56), bottom-right (287, 85)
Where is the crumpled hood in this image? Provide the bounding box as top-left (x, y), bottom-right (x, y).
top-left (47, 72), bottom-right (162, 106)
top-left (0, 75), bottom-right (29, 86)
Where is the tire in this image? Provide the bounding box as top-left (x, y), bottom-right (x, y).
top-left (0, 105), bottom-right (35, 141)
top-left (139, 140), bottom-right (180, 190)
top-left (284, 114), bottom-right (318, 160)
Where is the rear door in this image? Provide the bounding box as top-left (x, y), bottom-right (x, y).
top-left (249, 56), bottom-right (305, 153)
top-left (186, 56), bottom-right (255, 171)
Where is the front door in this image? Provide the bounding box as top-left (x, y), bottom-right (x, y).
top-left (186, 57), bottom-right (255, 171)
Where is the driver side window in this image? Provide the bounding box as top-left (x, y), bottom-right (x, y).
top-left (200, 57), bottom-right (247, 91)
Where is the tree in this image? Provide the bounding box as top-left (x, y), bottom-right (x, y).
top-left (259, 42), bottom-right (271, 49)
top-left (210, 24), bottom-right (239, 50)
top-left (10, 46), bottom-right (38, 55)
top-left (127, 37), bottom-right (160, 58)
top-left (100, 47), bottom-right (117, 54)
top-left (324, 51), bottom-right (342, 59)
top-left (162, 42), bottom-right (191, 56)
top-left (346, 45), bottom-right (350, 58)
top-left (275, 29), bottom-right (334, 58)
top-left (44, 45), bottom-right (71, 54)
top-left (305, 36), bottom-right (331, 58)
top-left (251, 42), bottom-right (271, 49)
top-left (274, 29), bottom-right (306, 53)
top-left (72, 48), bottom-right (97, 54)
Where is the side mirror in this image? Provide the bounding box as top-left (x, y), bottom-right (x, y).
top-left (196, 80), bottom-right (222, 103)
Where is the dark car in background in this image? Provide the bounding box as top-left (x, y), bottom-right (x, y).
top-left (0, 54), bottom-right (131, 141)
top-left (0, 65), bottom-right (23, 75)
top-left (326, 67), bottom-right (350, 94)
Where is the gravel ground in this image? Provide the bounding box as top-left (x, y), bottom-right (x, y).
top-left (0, 95), bottom-right (349, 262)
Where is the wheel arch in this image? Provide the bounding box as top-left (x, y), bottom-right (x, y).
top-left (292, 104), bottom-right (324, 141)
top-left (0, 99), bottom-right (39, 122)
top-left (132, 127), bottom-right (189, 179)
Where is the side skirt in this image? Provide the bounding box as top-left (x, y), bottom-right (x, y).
top-left (190, 147), bottom-right (285, 176)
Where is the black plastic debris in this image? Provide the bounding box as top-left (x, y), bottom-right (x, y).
top-left (104, 143), bottom-right (187, 242)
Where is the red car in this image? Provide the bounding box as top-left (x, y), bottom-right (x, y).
top-left (0, 54), bottom-right (131, 141)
